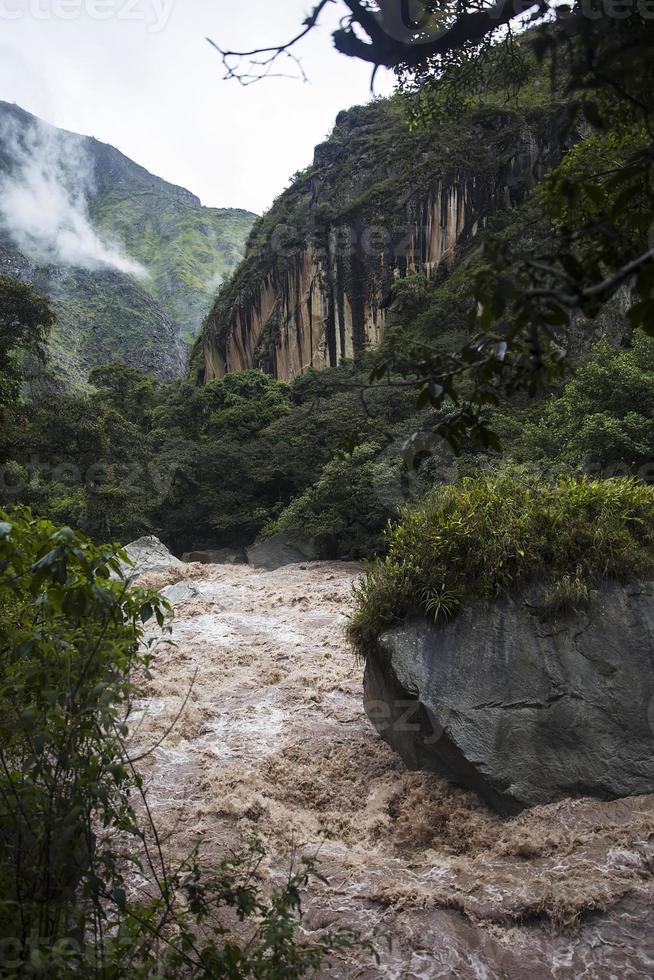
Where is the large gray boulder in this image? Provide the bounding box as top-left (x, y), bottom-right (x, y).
top-left (246, 532), bottom-right (318, 571)
top-left (364, 581), bottom-right (654, 814)
top-left (119, 535), bottom-right (182, 579)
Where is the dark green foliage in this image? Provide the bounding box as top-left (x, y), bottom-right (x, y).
top-left (274, 443), bottom-right (400, 558)
top-left (0, 510), bottom-right (378, 976)
top-left (89, 362), bottom-right (159, 422)
top-left (190, 370), bottom-right (292, 441)
top-left (152, 364), bottom-right (417, 551)
top-left (0, 508), bottom-right (165, 969)
top-left (513, 335), bottom-right (654, 476)
top-left (0, 357), bottom-right (420, 553)
top-left (0, 275), bottom-right (55, 407)
top-left (1, 386), bottom-right (160, 542)
top-left (348, 471), bottom-right (654, 658)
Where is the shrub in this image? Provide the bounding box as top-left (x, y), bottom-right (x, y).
top-left (275, 444), bottom-right (400, 558)
top-left (0, 509), bottom-right (376, 976)
top-left (537, 571), bottom-right (591, 620)
top-left (515, 334), bottom-right (654, 473)
top-left (0, 507), bottom-right (167, 971)
top-left (348, 469), bottom-right (654, 657)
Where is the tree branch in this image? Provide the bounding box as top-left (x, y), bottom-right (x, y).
top-left (207, 0), bottom-right (333, 84)
top-left (332, 0), bottom-right (548, 68)
top-left (522, 247), bottom-right (654, 308)
top-left (208, 0), bottom-right (551, 82)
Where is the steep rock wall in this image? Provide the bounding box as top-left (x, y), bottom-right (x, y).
top-left (201, 99), bottom-right (563, 383)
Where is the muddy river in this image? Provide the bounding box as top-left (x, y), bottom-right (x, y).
top-left (131, 560), bottom-right (654, 978)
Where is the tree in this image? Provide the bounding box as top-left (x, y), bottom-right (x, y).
top-left (516, 335), bottom-right (654, 475)
top-left (0, 276), bottom-right (55, 408)
top-left (89, 363), bottom-right (159, 428)
top-left (275, 443), bottom-right (400, 557)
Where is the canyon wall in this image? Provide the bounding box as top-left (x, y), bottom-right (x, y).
top-left (201, 99), bottom-right (562, 384)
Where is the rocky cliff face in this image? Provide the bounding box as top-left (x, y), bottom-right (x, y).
top-left (201, 97), bottom-right (563, 383)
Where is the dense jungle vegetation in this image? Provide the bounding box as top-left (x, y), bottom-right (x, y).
top-left (3, 18), bottom-right (653, 561)
top-left (1, 5), bottom-right (654, 976)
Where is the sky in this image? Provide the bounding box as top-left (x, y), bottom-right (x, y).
top-left (0, 0), bottom-right (395, 214)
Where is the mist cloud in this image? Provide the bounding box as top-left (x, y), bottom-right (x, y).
top-left (0, 113), bottom-right (147, 277)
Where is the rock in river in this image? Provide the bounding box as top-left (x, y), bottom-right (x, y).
top-left (364, 581), bottom-right (654, 813)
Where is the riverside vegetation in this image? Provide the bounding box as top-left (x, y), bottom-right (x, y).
top-left (0, 509), bottom-right (375, 976)
top-left (1, 10), bottom-right (654, 977)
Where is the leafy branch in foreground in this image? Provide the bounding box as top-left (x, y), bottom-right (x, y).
top-left (208, 0), bottom-right (548, 83)
top-left (0, 509), bottom-right (379, 977)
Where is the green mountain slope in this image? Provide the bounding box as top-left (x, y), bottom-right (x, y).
top-left (0, 101), bottom-right (256, 387)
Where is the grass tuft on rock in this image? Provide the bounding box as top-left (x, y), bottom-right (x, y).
top-left (348, 470), bottom-right (654, 658)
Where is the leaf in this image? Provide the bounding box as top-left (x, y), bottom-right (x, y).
top-left (31, 547), bottom-right (63, 572)
top-left (582, 101), bottom-right (605, 130)
top-left (416, 386), bottom-right (431, 409)
top-left (112, 886), bottom-right (127, 912)
top-left (140, 603), bottom-right (153, 624)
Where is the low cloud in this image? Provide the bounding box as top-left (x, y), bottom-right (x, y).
top-left (0, 112), bottom-right (147, 277)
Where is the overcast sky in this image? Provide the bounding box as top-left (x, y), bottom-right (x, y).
top-left (0, 0), bottom-right (395, 214)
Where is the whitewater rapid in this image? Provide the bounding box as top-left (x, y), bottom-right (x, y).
top-left (131, 560), bottom-right (654, 978)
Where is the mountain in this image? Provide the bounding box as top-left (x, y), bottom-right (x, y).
top-left (198, 93), bottom-right (563, 383)
top-left (0, 101), bottom-right (256, 387)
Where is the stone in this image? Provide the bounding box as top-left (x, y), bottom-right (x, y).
top-left (181, 549), bottom-right (247, 565)
top-left (364, 581), bottom-right (654, 814)
top-left (160, 581), bottom-right (202, 606)
top-left (246, 532), bottom-right (318, 571)
top-left (119, 535), bottom-right (182, 579)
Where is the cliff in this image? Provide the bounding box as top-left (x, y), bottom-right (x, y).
top-left (200, 95), bottom-right (563, 384)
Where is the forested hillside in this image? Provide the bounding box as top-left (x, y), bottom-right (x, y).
top-left (0, 101), bottom-right (255, 387)
top-left (2, 6), bottom-right (654, 977)
top-left (1, 33), bottom-right (651, 555)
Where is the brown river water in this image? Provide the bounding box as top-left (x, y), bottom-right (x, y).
top-left (131, 560), bottom-right (654, 978)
